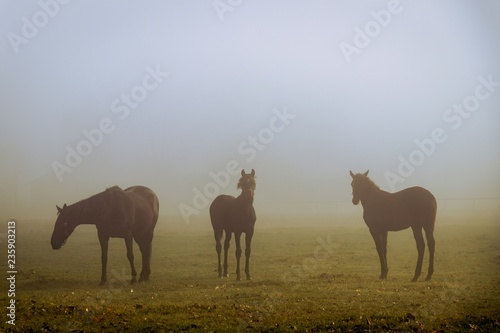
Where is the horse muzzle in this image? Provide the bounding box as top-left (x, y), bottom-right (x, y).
top-left (352, 197), bottom-right (360, 205)
top-left (51, 239), bottom-right (65, 249)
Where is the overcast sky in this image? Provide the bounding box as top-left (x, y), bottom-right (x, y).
top-left (1, 1), bottom-right (499, 226)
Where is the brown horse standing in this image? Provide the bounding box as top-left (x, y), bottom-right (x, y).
top-left (210, 169), bottom-right (256, 281)
top-left (350, 170), bottom-right (436, 282)
top-left (51, 186), bottom-right (159, 285)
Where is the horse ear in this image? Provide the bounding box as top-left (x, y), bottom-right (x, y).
top-left (350, 170), bottom-right (355, 178)
top-left (364, 170), bottom-right (369, 176)
top-left (241, 169), bottom-right (245, 176)
top-left (56, 205), bottom-right (62, 213)
top-left (250, 169), bottom-right (255, 176)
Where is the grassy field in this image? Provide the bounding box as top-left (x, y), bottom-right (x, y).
top-left (1, 218), bottom-right (499, 332)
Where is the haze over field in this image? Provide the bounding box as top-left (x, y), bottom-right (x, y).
top-left (1, 1), bottom-right (500, 226)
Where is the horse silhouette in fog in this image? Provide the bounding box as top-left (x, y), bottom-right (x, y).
top-left (210, 169), bottom-right (256, 281)
top-left (350, 170), bottom-right (436, 282)
top-left (51, 186), bottom-right (159, 285)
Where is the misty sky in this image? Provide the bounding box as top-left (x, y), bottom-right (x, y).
top-left (1, 1), bottom-right (500, 226)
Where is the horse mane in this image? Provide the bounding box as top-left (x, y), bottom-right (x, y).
top-left (358, 174), bottom-right (380, 191)
top-left (352, 173), bottom-right (381, 199)
top-left (67, 186), bottom-right (123, 217)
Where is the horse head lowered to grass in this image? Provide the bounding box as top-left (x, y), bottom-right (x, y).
top-left (51, 185), bottom-right (159, 285)
top-left (350, 170), bottom-right (436, 282)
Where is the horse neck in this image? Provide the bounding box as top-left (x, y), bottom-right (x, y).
top-left (357, 183), bottom-right (381, 204)
top-left (234, 190), bottom-right (255, 226)
top-left (67, 193), bottom-right (108, 226)
top-left (236, 189), bottom-right (254, 208)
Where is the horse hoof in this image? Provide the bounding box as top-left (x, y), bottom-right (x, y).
top-left (236, 276), bottom-right (242, 282)
top-left (246, 276), bottom-right (252, 281)
top-left (130, 279), bottom-right (137, 284)
top-left (99, 281), bottom-right (107, 286)
top-left (425, 276), bottom-right (432, 281)
top-left (411, 277), bottom-right (418, 282)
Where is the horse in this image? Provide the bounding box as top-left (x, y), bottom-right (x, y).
top-left (51, 185), bottom-right (159, 285)
top-left (210, 169), bottom-right (256, 281)
top-left (350, 170), bottom-right (436, 282)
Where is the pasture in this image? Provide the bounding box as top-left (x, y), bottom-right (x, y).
top-left (1, 218), bottom-right (499, 332)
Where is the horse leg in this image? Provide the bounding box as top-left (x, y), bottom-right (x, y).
top-left (214, 228), bottom-right (223, 278)
top-left (138, 242), bottom-right (151, 282)
top-left (234, 232), bottom-right (242, 281)
top-left (381, 231), bottom-right (389, 279)
top-left (223, 231), bottom-right (232, 277)
top-left (424, 227), bottom-right (435, 281)
top-left (244, 231), bottom-right (253, 281)
top-left (370, 229), bottom-right (387, 279)
top-left (411, 227), bottom-right (426, 282)
top-left (98, 233), bottom-right (109, 285)
top-left (125, 237), bottom-right (137, 284)
top-left (137, 234), bottom-right (153, 282)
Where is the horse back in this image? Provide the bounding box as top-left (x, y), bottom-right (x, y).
top-left (94, 188), bottom-right (135, 237)
top-left (397, 186), bottom-right (437, 219)
top-left (363, 186), bottom-right (436, 231)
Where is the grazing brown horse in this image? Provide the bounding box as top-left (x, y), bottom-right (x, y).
top-left (51, 186), bottom-right (159, 285)
top-left (210, 169), bottom-right (256, 281)
top-left (350, 170), bottom-right (436, 282)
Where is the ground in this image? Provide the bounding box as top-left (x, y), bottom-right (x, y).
top-left (1, 218), bottom-right (499, 332)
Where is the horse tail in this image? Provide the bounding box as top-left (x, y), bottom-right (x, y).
top-left (141, 188), bottom-right (158, 241)
top-left (152, 192), bottom-right (159, 225)
top-left (423, 189), bottom-right (437, 232)
top-left (145, 190), bottom-right (159, 234)
top-left (125, 186), bottom-right (159, 230)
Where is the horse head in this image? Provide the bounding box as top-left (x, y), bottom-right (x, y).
top-left (51, 204), bottom-right (76, 249)
top-left (350, 170), bottom-right (370, 205)
top-left (238, 169), bottom-right (256, 192)
top-left (237, 169), bottom-right (256, 209)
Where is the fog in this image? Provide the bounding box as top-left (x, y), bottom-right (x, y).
top-left (1, 1), bottom-right (500, 227)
